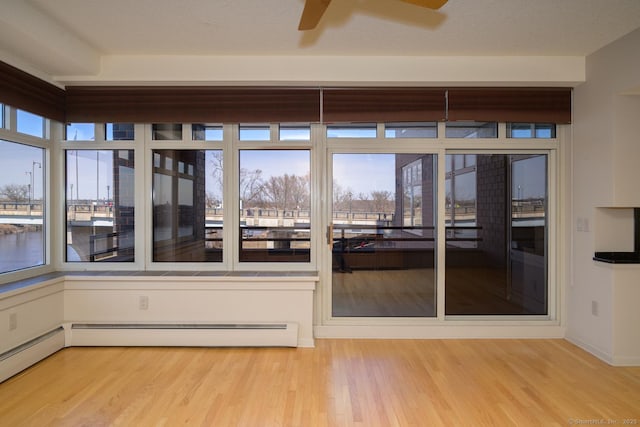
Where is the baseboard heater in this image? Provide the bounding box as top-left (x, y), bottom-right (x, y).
top-left (0, 327), bottom-right (65, 383)
top-left (69, 322), bottom-right (299, 347)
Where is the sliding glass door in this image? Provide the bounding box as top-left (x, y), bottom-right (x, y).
top-left (444, 153), bottom-right (548, 315)
top-left (330, 153), bottom-right (437, 317)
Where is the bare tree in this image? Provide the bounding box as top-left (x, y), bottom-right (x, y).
top-left (333, 181), bottom-right (354, 211)
top-left (262, 174), bottom-right (309, 210)
top-left (370, 190), bottom-right (394, 213)
top-left (208, 151), bottom-right (224, 203)
top-left (0, 184), bottom-right (29, 202)
top-left (239, 168), bottom-right (264, 207)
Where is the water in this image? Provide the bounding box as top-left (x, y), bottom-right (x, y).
top-left (0, 231), bottom-right (44, 273)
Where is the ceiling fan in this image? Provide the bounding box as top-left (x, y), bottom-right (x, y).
top-left (298, 0), bottom-right (448, 30)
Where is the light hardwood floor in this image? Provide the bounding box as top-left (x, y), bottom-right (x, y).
top-left (1, 340), bottom-right (639, 426)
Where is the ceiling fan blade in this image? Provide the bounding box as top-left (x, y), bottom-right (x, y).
top-left (400, 0), bottom-right (448, 10)
top-left (298, 0), bottom-right (332, 31)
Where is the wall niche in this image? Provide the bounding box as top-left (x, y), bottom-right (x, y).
top-left (593, 207), bottom-right (640, 264)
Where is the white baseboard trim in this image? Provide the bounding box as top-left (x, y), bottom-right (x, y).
top-left (564, 335), bottom-right (614, 365)
top-left (314, 324), bottom-right (566, 339)
top-left (565, 335), bottom-right (640, 366)
top-left (0, 328), bottom-right (65, 383)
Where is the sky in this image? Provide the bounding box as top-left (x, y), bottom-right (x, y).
top-left (332, 153), bottom-right (396, 195)
top-left (0, 140), bottom-right (45, 200)
top-left (66, 150), bottom-right (114, 200)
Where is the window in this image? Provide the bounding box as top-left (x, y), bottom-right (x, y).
top-left (445, 121), bottom-right (498, 138)
top-left (66, 123), bottom-right (95, 141)
top-left (106, 123), bottom-right (135, 141)
top-left (445, 154), bottom-right (478, 248)
top-left (152, 124), bottom-right (182, 140)
top-left (239, 150), bottom-right (310, 263)
top-left (65, 149), bottom-right (135, 262)
top-left (239, 125), bottom-right (270, 141)
top-left (0, 140), bottom-right (45, 273)
top-left (192, 124), bottom-right (223, 141)
top-left (0, 104), bottom-right (4, 129)
top-left (385, 122), bottom-right (437, 138)
top-left (507, 123), bottom-right (556, 138)
top-left (327, 124), bottom-right (377, 138)
top-left (445, 153), bottom-right (548, 315)
top-left (16, 109), bottom-right (45, 138)
top-left (279, 124), bottom-right (311, 141)
top-left (402, 159), bottom-right (423, 227)
top-left (152, 150), bottom-right (223, 262)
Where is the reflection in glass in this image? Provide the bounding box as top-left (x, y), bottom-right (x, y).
top-left (239, 150), bottom-right (310, 262)
top-left (332, 153), bottom-right (436, 317)
top-left (507, 123), bottom-right (556, 139)
top-left (106, 123), bottom-right (135, 141)
top-left (153, 150), bottom-right (223, 262)
top-left (445, 154), bottom-right (547, 315)
top-left (445, 121), bottom-right (498, 138)
top-left (152, 124), bottom-right (182, 140)
top-left (65, 150), bottom-right (135, 262)
top-left (192, 124), bottom-right (223, 141)
top-left (445, 154), bottom-right (477, 248)
top-left (0, 140), bottom-right (45, 273)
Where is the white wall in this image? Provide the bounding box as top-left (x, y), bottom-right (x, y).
top-left (569, 28), bottom-right (640, 365)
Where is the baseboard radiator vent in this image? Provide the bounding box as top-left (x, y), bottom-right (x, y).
top-left (69, 322), bottom-right (299, 348)
top-left (0, 327), bottom-right (65, 383)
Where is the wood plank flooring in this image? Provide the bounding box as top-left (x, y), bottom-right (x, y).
top-left (1, 340), bottom-right (639, 426)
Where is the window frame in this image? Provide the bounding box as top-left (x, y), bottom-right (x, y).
top-left (231, 123), bottom-right (317, 271)
top-left (322, 121), bottom-right (562, 324)
top-left (0, 105), bottom-right (53, 283)
top-left (58, 123), bottom-right (146, 271)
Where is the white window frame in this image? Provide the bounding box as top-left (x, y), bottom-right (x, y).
top-left (318, 121), bottom-right (565, 328)
top-left (0, 105), bottom-right (53, 284)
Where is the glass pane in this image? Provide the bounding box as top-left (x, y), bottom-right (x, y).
top-left (17, 110), bottom-right (45, 138)
top-left (106, 123), bottom-right (135, 141)
top-left (0, 140), bottom-right (45, 273)
top-left (65, 150), bottom-right (135, 262)
top-left (239, 150), bottom-right (310, 262)
top-left (385, 122), bottom-right (437, 138)
top-left (152, 150), bottom-right (223, 262)
top-left (507, 123), bottom-right (556, 139)
top-left (279, 125), bottom-right (311, 141)
top-left (66, 123), bottom-right (95, 141)
top-left (0, 104), bottom-right (4, 129)
top-left (535, 125), bottom-right (556, 138)
top-left (192, 124), bottom-right (223, 141)
top-left (445, 121), bottom-right (498, 138)
top-left (239, 125), bottom-right (270, 141)
top-left (332, 153), bottom-right (436, 317)
top-left (445, 153), bottom-right (547, 315)
top-left (152, 124), bottom-right (182, 140)
top-left (327, 124), bottom-right (376, 138)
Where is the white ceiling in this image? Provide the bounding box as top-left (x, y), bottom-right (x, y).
top-left (2, 0), bottom-right (640, 83)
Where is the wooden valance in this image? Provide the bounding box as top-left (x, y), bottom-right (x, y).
top-left (0, 61), bottom-right (66, 123)
top-left (447, 88), bottom-right (572, 123)
top-left (66, 86), bottom-right (321, 123)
